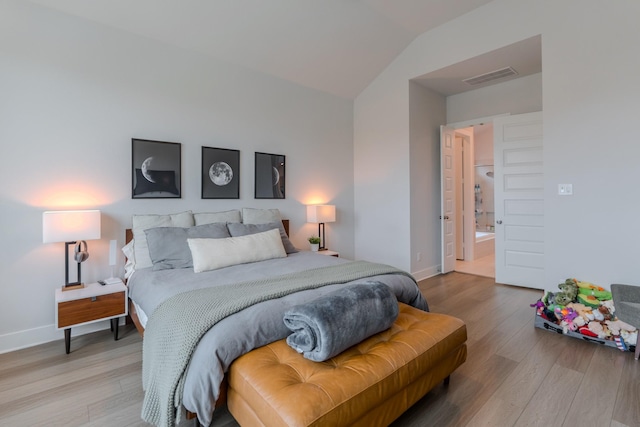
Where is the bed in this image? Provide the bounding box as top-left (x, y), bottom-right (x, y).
top-left (124, 209), bottom-right (429, 427)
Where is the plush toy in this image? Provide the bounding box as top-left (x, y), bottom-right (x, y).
top-left (588, 321), bottom-right (611, 339)
top-left (599, 305), bottom-right (614, 321)
top-left (576, 280), bottom-right (612, 300)
top-left (555, 278), bottom-right (579, 306)
top-left (554, 306), bottom-right (578, 323)
top-left (566, 302), bottom-right (595, 322)
top-left (543, 291), bottom-right (557, 307)
top-left (593, 308), bottom-right (605, 322)
top-left (531, 300), bottom-right (544, 312)
top-left (540, 292), bottom-right (560, 318)
top-left (621, 329), bottom-right (638, 346)
top-left (605, 319), bottom-right (636, 336)
top-left (588, 322), bottom-right (607, 339)
top-left (573, 316), bottom-right (586, 327)
top-left (531, 300), bottom-right (550, 320)
top-left (601, 299), bottom-right (615, 314)
top-left (578, 325), bottom-right (598, 337)
top-left (577, 293), bottom-right (601, 308)
top-left (614, 336), bottom-right (628, 352)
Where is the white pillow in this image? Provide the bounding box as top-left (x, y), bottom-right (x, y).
top-left (242, 208), bottom-right (281, 224)
top-left (131, 211), bottom-right (194, 269)
top-left (122, 240), bottom-right (135, 279)
top-left (194, 210), bottom-right (241, 225)
top-left (188, 228), bottom-right (286, 273)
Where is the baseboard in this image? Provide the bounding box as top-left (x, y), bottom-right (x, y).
top-left (412, 265), bottom-right (441, 282)
top-left (0, 319), bottom-right (123, 355)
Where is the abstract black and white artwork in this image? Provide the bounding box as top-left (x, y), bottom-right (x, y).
top-left (201, 147), bottom-right (240, 199)
top-left (255, 152), bottom-right (285, 199)
top-left (131, 139), bottom-right (181, 199)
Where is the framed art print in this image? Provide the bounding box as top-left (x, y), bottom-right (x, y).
top-left (201, 146), bottom-right (240, 199)
top-left (131, 138), bottom-right (181, 199)
top-left (255, 152), bottom-right (285, 199)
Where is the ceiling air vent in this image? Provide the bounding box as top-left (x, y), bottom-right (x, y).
top-left (463, 66), bottom-right (518, 86)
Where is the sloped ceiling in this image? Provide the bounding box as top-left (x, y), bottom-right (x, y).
top-left (29, 0), bottom-right (499, 99)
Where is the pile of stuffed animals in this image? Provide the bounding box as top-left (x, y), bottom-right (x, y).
top-left (532, 278), bottom-right (638, 351)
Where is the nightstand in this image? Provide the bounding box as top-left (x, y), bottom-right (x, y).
top-left (317, 250), bottom-right (339, 257)
top-left (55, 281), bottom-right (128, 354)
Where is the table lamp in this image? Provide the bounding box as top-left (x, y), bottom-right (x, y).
top-left (43, 210), bottom-right (101, 290)
top-left (306, 205), bottom-right (336, 251)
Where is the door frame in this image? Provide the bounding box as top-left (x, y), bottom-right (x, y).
top-left (441, 114), bottom-right (508, 273)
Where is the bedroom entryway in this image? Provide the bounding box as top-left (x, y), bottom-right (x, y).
top-left (441, 112), bottom-right (544, 286)
top-left (440, 122), bottom-right (496, 278)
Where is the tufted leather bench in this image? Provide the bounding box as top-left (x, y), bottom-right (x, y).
top-left (227, 302), bottom-right (467, 427)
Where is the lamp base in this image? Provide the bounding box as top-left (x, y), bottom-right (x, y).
top-left (61, 282), bottom-right (85, 292)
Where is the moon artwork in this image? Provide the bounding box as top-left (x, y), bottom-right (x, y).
top-left (132, 138), bottom-right (182, 199)
top-left (141, 157), bottom-right (156, 183)
top-left (209, 161), bottom-right (233, 186)
top-left (254, 152), bottom-right (285, 199)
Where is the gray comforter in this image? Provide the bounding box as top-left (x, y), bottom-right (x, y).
top-left (128, 252), bottom-right (427, 427)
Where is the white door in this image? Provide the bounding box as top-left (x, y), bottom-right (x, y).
top-left (440, 126), bottom-right (456, 274)
top-left (494, 112), bottom-right (544, 288)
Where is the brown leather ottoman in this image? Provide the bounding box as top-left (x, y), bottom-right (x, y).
top-left (227, 302), bottom-right (467, 427)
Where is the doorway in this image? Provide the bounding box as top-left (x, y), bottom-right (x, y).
top-left (441, 112), bottom-right (544, 285)
top-left (443, 122), bottom-right (496, 278)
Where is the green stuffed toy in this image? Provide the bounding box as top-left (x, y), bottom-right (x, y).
top-left (555, 278), bottom-right (579, 306)
top-left (576, 280), bottom-right (612, 300)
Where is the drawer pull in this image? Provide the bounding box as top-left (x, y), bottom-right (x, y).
top-left (91, 296), bottom-right (97, 302)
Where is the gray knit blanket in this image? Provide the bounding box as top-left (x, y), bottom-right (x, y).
top-left (284, 281), bottom-right (399, 361)
top-left (141, 260), bottom-right (414, 427)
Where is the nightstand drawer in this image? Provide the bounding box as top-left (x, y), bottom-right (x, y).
top-left (58, 291), bottom-right (125, 328)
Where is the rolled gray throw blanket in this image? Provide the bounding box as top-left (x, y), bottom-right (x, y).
top-left (283, 282), bottom-right (399, 362)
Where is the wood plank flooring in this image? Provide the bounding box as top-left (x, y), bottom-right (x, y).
top-left (1, 272), bottom-right (638, 427)
top-left (455, 253), bottom-right (496, 278)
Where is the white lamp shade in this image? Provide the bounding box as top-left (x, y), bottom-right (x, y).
top-left (43, 210), bottom-right (101, 243)
top-left (306, 205), bottom-right (336, 223)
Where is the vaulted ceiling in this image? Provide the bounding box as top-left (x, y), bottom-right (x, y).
top-left (29, 0), bottom-right (508, 99)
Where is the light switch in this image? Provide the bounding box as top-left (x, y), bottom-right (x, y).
top-left (558, 184), bottom-right (573, 195)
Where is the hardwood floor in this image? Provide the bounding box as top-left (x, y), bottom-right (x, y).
top-left (1, 272), bottom-right (638, 427)
top-left (455, 253), bottom-right (495, 278)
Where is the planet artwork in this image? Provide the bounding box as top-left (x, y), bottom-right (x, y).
top-left (209, 161), bottom-right (233, 186)
top-left (272, 167), bottom-right (280, 186)
top-left (141, 157), bottom-right (155, 183)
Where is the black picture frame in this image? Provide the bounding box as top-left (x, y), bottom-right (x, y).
top-left (254, 152), bottom-right (285, 199)
top-left (201, 147), bottom-right (240, 199)
top-left (131, 138), bottom-right (181, 199)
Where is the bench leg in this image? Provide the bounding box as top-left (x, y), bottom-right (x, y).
top-left (444, 375), bottom-right (450, 386)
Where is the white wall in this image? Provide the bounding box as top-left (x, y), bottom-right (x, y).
top-left (355, 0), bottom-right (640, 290)
top-left (409, 82), bottom-right (446, 279)
top-left (473, 123), bottom-right (494, 166)
top-left (0, 1), bottom-right (354, 353)
top-left (353, 67), bottom-right (411, 271)
top-left (447, 72), bottom-right (543, 124)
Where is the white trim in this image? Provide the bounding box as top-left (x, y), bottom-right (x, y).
top-left (446, 113), bottom-right (510, 129)
top-left (412, 265), bottom-right (441, 282)
top-left (0, 319), bottom-right (124, 354)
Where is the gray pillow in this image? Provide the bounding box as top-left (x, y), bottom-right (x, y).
top-left (227, 222), bottom-right (298, 254)
top-left (144, 222), bottom-right (231, 270)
